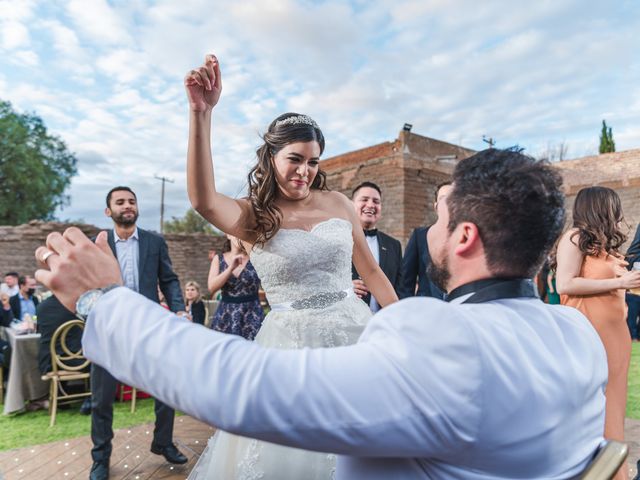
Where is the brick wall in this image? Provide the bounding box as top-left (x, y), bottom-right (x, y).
top-left (322, 130), bottom-right (475, 244)
top-left (555, 149), bottom-right (640, 249)
top-left (0, 221), bottom-right (226, 295)
top-left (322, 133), bottom-right (640, 250)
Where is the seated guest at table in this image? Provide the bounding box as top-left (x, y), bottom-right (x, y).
top-left (184, 281), bottom-right (206, 325)
top-left (10, 275), bottom-right (39, 321)
top-left (0, 272), bottom-right (20, 297)
top-left (1, 293), bottom-right (13, 327)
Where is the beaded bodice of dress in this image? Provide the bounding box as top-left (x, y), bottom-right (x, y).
top-left (249, 218), bottom-right (353, 306)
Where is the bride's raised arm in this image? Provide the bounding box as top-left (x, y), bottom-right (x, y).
top-left (185, 54), bottom-right (255, 241)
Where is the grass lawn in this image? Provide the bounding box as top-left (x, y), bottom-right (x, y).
top-left (2, 344), bottom-right (640, 451)
top-left (627, 342), bottom-right (640, 419)
top-left (0, 398), bottom-right (182, 451)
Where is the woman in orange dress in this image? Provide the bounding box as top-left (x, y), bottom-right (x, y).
top-left (557, 186), bottom-right (640, 479)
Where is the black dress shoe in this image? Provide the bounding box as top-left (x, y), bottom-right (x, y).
top-left (89, 460), bottom-right (109, 480)
top-left (79, 398), bottom-right (92, 415)
top-left (150, 443), bottom-right (188, 464)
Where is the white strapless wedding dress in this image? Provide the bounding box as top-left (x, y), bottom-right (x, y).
top-left (188, 218), bottom-right (372, 479)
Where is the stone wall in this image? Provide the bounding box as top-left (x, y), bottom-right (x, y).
top-left (0, 221), bottom-right (226, 296)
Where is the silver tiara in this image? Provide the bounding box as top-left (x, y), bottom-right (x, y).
top-left (274, 115), bottom-right (319, 129)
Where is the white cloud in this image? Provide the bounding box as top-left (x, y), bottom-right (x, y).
top-left (65, 0), bottom-right (132, 45)
top-left (11, 49), bottom-right (38, 66)
top-left (96, 48), bottom-right (148, 84)
top-left (1, 20), bottom-right (30, 48)
top-left (0, 0), bottom-right (35, 21)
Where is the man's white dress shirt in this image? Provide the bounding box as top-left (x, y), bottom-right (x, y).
top-left (113, 228), bottom-right (139, 292)
top-left (83, 288), bottom-right (607, 479)
top-left (365, 234), bottom-right (381, 312)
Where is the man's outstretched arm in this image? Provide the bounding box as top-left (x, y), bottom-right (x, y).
top-left (35, 227), bottom-right (477, 459)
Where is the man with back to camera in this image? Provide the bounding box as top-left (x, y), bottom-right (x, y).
top-left (398, 181), bottom-right (452, 299)
top-left (36, 149), bottom-right (607, 479)
top-left (351, 181), bottom-right (402, 311)
top-left (86, 186), bottom-right (188, 480)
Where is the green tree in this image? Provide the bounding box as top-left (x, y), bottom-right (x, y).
top-left (0, 100), bottom-right (78, 225)
top-left (599, 120), bottom-right (616, 154)
top-left (163, 208), bottom-right (219, 234)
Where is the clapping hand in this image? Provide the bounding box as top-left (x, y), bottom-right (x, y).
top-left (352, 279), bottom-right (369, 299)
top-left (184, 54), bottom-right (222, 112)
top-left (229, 254), bottom-right (244, 270)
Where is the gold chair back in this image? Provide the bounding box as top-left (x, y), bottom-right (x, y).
top-left (50, 319), bottom-right (90, 373)
top-left (42, 319), bottom-right (91, 426)
top-left (580, 440), bottom-right (628, 480)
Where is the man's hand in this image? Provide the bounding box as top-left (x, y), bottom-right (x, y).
top-left (34, 228), bottom-right (123, 312)
top-left (352, 279), bottom-right (369, 299)
top-left (0, 293), bottom-right (9, 310)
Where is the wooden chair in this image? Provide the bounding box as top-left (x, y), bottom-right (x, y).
top-left (580, 440), bottom-right (628, 480)
top-left (118, 383), bottom-right (137, 413)
top-left (203, 300), bottom-right (219, 329)
top-left (41, 319), bottom-right (91, 427)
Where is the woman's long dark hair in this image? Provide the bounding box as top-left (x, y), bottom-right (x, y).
top-left (247, 113), bottom-right (328, 247)
top-left (570, 186), bottom-right (627, 257)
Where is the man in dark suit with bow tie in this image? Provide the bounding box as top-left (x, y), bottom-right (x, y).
top-left (398, 182), bottom-right (452, 300)
top-left (89, 186), bottom-right (187, 480)
top-left (351, 182), bottom-right (402, 312)
top-left (626, 224), bottom-right (640, 340)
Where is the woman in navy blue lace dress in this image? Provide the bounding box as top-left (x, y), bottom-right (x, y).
top-left (207, 235), bottom-right (264, 340)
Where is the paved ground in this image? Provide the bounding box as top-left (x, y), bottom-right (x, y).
top-left (0, 416), bottom-right (215, 480)
top-left (2, 417), bottom-right (640, 479)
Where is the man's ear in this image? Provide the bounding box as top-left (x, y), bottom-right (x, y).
top-left (105, 207), bottom-right (111, 218)
top-left (454, 222), bottom-right (482, 257)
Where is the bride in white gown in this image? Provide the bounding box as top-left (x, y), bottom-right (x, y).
top-left (184, 54), bottom-right (398, 479)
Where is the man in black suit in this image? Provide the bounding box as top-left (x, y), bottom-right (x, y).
top-left (9, 275), bottom-right (39, 321)
top-left (351, 182), bottom-right (402, 312)
top-left (398, 182), bottom-right (452, 300)
top-left (626, 224), bottom-right (640, 340)
top-left (89, 186), bottom-right (187, 480)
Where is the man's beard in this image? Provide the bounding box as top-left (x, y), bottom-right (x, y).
top-left (427, 255), bottom-right (451, 293)
top-left (113, 211), bottom-right (138, 226)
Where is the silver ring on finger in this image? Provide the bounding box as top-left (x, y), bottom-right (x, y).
top-left (41, 249), bottom-right (55, 264)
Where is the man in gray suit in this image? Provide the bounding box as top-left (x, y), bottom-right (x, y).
top-left (89, 186), bottom-right (187, 480)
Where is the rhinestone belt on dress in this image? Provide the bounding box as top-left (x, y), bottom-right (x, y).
top-left (270, 288), bottom-right (353, 312)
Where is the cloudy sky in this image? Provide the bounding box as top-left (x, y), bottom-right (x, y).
top-left (1, 0), bottom-right (638, 230)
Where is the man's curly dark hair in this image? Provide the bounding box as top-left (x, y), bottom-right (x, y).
top-left (447, 148), bottom-right (565, 278)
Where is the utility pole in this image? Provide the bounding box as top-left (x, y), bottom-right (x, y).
top-left (482, 135), bottom-right (496, 148)
top-left (154, 175), bottom-right (174, 233)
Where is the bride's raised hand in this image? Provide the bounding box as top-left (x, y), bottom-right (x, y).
top-left (184, 54), bottom-right (222, 112)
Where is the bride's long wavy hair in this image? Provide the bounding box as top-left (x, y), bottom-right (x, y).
top-left (570, 186), bottom-right (627, 257)
top-left (247, 112), bottom-right (328, 247)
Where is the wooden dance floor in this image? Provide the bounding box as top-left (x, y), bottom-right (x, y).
top-left (3, 417), bottom-right (640, 478)
top-left (0, 416), bottom-right (215, 479)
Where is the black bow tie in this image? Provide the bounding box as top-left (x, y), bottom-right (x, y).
top-left (364, 229), bottom-right (378, 237)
